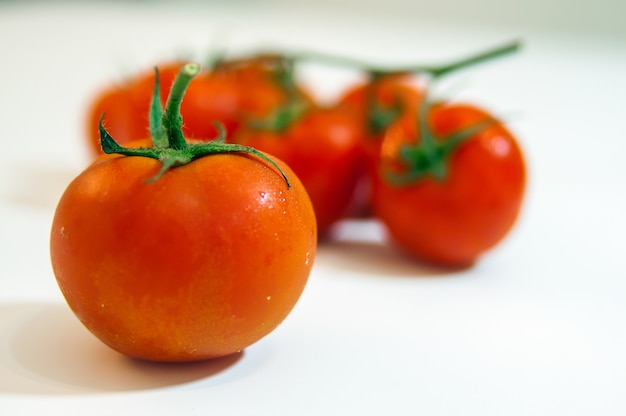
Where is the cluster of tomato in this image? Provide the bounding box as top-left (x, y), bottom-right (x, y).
top-left (49, 42), bottom-right (525, 363)
top-left (85, 42), bottom-right (526, 267)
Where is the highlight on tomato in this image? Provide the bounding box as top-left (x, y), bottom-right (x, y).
top-left (371, 98), bottom-right (526, 267)
top-left (52, 63), bottom-right (317, 362)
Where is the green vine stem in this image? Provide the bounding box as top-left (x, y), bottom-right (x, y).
top-left (301, 40), bottom-right (518, 137)
top-left (291, 39), bottom-right (521, 79)
top-left (99, 63), bottom-right (291, 187)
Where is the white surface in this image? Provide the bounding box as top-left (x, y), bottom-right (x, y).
top-left (1, 2), bottom-right (626, 415)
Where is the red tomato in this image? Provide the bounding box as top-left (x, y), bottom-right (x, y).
top-left (50, 153), bottom-right (316, 362)
top-left (53, 63), bottom-right (317, 362)
top-left (86, 55), bottom-right (312, 156)
top-left (337, 74), bottom-right (424, 165)
top-left (336, 74), bottom-right (425, 216)
top-left (371, 102), bottom-right (526, 267)
top-left (231, 106), bottom-right (363, 236)
top-left (334, 40), bottom-right (521, 217)
top-left (214, 55), bottom-right (312, 123)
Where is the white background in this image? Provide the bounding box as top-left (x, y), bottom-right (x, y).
top-left (1, 1), bottom-right (625, 415)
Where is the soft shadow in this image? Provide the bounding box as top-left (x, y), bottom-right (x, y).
top-left (317, 240), bottom-right (464, 278)
top-left (0, 302), bottom-right (247, 395)
top-left (318, 219), bottom-right (468, 278)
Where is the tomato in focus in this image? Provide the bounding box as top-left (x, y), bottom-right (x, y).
top-left (371, 102), bottom-right (526, 267)
top-left (53, 63), bottom-right (317, 362)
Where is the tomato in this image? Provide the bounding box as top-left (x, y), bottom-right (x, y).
top-left (333, 40), bottom-right (522, 217)
top-left (86, 54), bottom-right (312, 155)
top-left (53, 63), bottom-right (317, 362)
top-left (337, 74), bottom-right (425, 216)
top-left (213, 54), bottom-right (313, 124)
top-left (231, 106), bottom-right (363, 236)
top-left (371, 101), bottom-right (526, 267)
top-left (50, 152), bottom-right (315, 362)
top-left (338, 74), bottom-right (424, 170)
top-left (338, 73), bottom-right (424, 159)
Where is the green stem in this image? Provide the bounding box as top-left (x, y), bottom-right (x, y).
top-left (293, 39), bottom-right (521, 79)
top-left (99, 63), bottom-right (291, 187)
top-left (161, 63), bottom-right (200, 150)
top-left (247, 101), bottom-right (308, 133)
top-left (422, 41), bottom-right (521, 78)
top-left (149, 67), bottom-right (168, 148)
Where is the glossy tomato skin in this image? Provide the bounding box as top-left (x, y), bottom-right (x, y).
top-left (231, 107), bottom-right (363, 236)
top-left (50, 151), bottom-right (316, 362)
top-left (372, 103), bottom-right (526, 267)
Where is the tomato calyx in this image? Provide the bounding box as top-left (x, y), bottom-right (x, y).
top-left (246, 100), bottom-right (309, 133)
top-left (364, 75), bottom-right (406, 136)
top-left (383, 100), bottom-right (498, 185)
top-left (99, 63), bottom-right (291, 187)
top-left (241, 55), bottom-right (311, 133)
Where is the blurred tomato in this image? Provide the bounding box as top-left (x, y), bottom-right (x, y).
top-left (372, 101), bottom-right (526, 267)
top-left (336, 73), bottom-right (425, 216)
top-left (86, 55), bottom-right (312, 156)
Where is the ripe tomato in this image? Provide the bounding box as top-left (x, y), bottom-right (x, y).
top-left (213, 54), bottom-right (313, 125)
top-left (333, 40), bottom-right (522, 217)
top-left (231, 106), bottom-right (363, 236)
top-left (338, 73), bottom-right (424, 152)
top-left (53, 63), bottom-right (317, 362)
top-left (86, 54), bottom-right (312, 155)
top-left (338, 74), bottom-right (424, 169)
top-left (337, 74), bottom-right (425, 216)
top-left (50, 152), bottom-right (315, 362)
top-left (371, 102), bottom-right (526, 267)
